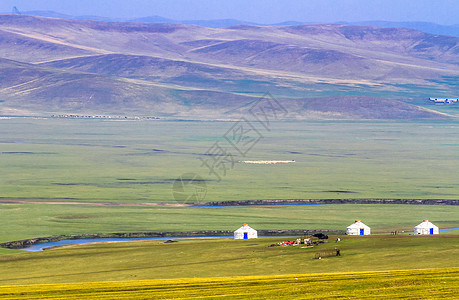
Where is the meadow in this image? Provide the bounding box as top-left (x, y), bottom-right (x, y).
top-left (1, 118), bottom-right (458, 297)
top-left (0, 236), bottom-right (458, 285)
top-left (0, 268), bottom-right (457, 299)
top-left (1, 118), bottom-right (459, 203)
top-left (0, 203), bottom-right (458, 244)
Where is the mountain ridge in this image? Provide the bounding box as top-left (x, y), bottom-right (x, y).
top-left (6, 10), bottom-right (459, 37)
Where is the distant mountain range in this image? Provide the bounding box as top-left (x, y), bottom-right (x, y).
top-left (6, 10), bottom-right (459, 37)
top-left (0, 14), bottom-right (457, 119)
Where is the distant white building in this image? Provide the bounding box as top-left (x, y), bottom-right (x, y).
top-left (234, 223), bottom-right (258, 239)
top-left (429, 97), bottom-right (459, 104)
top-left (414, 219), bottom-right (439, 235)
top-left (346, 219), bottom-right (371, 235)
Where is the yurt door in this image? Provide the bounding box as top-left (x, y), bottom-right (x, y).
top-left (244, 232), bottom-right (248, 239)
top-left (360, 228), bottom-right (364, 235)
top-left (430, 228), bottom-right (434, 235)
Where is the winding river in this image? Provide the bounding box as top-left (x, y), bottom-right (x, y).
top-left (21, 236), bottom-right (231, 252)
top-left (19, 228), bottom-right (459, 252)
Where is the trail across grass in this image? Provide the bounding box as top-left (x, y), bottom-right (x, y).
top-left (0, 268), bottom-right (457, 299)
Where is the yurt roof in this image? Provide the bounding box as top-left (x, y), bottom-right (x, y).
top-left (235, 224), bottom-right (256, 232)
top-left (347, 220), bottom-right (370, 229)
top-left (415, 219), bottom-right (438, 228)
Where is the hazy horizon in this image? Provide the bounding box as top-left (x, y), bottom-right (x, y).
top-left (2, 0), bottom-right (459, 25)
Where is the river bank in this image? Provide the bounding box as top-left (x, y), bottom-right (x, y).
top-left (195, 199), bottom-right (459, 206)
top-left (1, 198), bottom-right (458, 208)
top-left (0, 229), bottom-right (344, 249)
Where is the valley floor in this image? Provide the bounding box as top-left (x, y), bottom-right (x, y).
top-left (2, 119), bottom-right (459, 203)
top-left (1, 118), bottom-right (459, 297)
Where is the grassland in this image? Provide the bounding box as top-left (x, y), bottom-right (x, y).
top-left (1, 268), bottom-right (457, 299)
top-left (0, 204), bottom-right (458, 244)
top-left (0, 118), bottom-right (458, 297)
top-left (1, 118), bottom-right (459, 203)
top-left (0, 236), bottom-right (458, 285)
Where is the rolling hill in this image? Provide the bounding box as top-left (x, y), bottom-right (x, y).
top-left (0, 14), bottom-right (457, 119)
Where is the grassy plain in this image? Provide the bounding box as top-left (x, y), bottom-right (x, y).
top-left (0, 236), bottom-right (458, 285)
top-left (1, 268), bottom-right (458, 299)
top-left (0, 204), bottom-right (458, 243)
top-left (0, 118), bottom-right (458, 297)
top-left (1, 118), bottom-right (459, 203)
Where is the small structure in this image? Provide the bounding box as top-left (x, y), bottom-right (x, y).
top-left (234, 223), bottom-right (258, 239)
top-left (315, 249), bottom-right (341, 259)
top-left (414, 219), bottom-right (439, 235)
top-left (429, 97), bottom-right (459, 104)
top-left (346, 219), bottom-right (371, 235)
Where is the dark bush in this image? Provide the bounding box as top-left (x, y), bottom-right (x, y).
top-left (313, 233), bottom-right (329, 239)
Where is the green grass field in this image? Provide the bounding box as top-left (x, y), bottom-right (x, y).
top-left (0, 236), bottom-right (458, 285)
top-left (1, 118), bottom-right (459, 203)
top-left (1, 118), bottom-right (459, 297)
top-left (1, 268), bottom-right (458, 299)
top-left (0, 204), bottom-right (458, 244)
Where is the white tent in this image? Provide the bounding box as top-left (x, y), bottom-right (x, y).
top-left (346, 219), bottom-right (371, 235)
top-left (234, 223), bottom-right (258, 239)
top-left (414, 219), bottom-right (439, 235)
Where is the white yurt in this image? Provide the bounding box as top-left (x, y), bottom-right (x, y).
top-left (414, 219), bottom-right (439, 235)
top-left (346, 219), bottom-right (371, 235)
top-left (234, 223), bottom-right (258, 239)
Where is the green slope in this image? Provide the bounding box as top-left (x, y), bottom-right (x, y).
top-left (1, 268), bottom-right (458, 299)
top-left (0, 237), bottom-right (458, 285)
